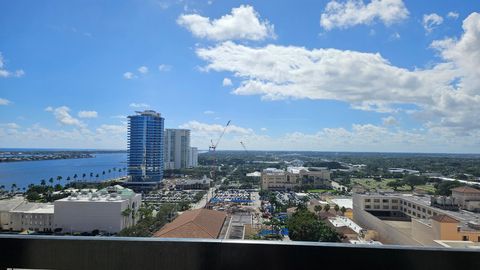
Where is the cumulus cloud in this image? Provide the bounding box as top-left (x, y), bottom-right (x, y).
top-left (382, 116), bottom-right (398, 126)
top-left (260, 127), bottom-right (268, 132)
top-left (423, 13), bottom-right (444, 33)
top-left (222, 78), bottom-right (232, 86)
top-left (138, 66), bottom-right (149, 74)
top-left (177, 5), bottom-right (275, 41)
top-left (123, 72), bottom-right (137, 79)
top-left (203, 110), bottom-right (215, 115)
top-left (320, 0), bottom-right (409, 30)
top-left (0, 98), bottom-right (11, 105)
top-left (78, 110), bottom-right (98, 118)
top-left (179, 120), bottom-right (253, 136)
top-left (0, 52), bottom-right (25, 78)
top-left (47, 106), bottom-right (85, 128)
top-left (158, 64), bottom-right (172, 72)
top-left (447, 12), bottom-right (459, 20)
top-left (129, 103), bottom-right (150, 108)
top-left (195, 13), bottom-right (480, 136)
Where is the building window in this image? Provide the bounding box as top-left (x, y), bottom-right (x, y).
top-left (392, 206), bottom-right (398, 210)
top-left (382, 199), bottom-right (389, 203)
top-left (365, 205), bottom-right (371, 209)
top-left (463, 236), bottom-right (469, 241)
top-left (374, 199), bottom-right (380, 203)
top-left (383, 205), bottom-right (389, 209)
top-left (403, 201), bottom-right (407, 205)
top-left (374, 205), bottom-right (380, 209)
top-left (408, 203), bottom-right (411, 207)
top-left (427, 210), bottom-right (432, 215)
top-left (392, 199), bottom-right (399, 203)
top-left (365, 199), bottom-right (371, 203)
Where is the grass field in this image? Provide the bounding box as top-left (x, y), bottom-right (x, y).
top-left (351, 178), bottom-right (436, 193)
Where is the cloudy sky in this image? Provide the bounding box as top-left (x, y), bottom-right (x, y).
top-left (1, 0), bottom-right (479, 153)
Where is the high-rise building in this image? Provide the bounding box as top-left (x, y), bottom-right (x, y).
top-left (127, 110), bottom-right (164, 188)
top-left (164, 129), bottom-right (191, 170)
top-left (189, 147), bottom-right (198, 168)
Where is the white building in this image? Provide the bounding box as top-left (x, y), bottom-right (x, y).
top-left (54, 185), bottom-right (141, 234)
top-left (261, 167), bottom-right (331, 190)
top-left (0, 197), bottom-right (54, 232)
top-left (189, 147), bottom-right (198, 168)
top-left (164, 129), bottom-right (192, 170)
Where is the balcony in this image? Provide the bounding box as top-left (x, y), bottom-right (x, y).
top-left (1, 235), bottom-right (479, 270)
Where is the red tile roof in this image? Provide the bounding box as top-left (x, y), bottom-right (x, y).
top-left (451, 186), bottom-right (480, 194)
top-left (153, 209), bottom-right (227, 239)
top-left (431, 214), bottom-right (459, 223)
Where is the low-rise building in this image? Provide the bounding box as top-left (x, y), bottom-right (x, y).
top-left (0, 197), bottom-right (54, 232)
top-left (353, 192), bottom-right (480, 246)
top-left (451, 186), bottom-right (480, 212)
top-left (175, 176), bottom-right (212, 190)
top-left (261, 167), bottom-right (331, 191)
top-left (54, 185), bottom-right (141, 234)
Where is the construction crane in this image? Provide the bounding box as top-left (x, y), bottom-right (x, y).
top-left (208, 120), bottom-right (231, 181)
top-left (240, 141), bottom-right (248, 153)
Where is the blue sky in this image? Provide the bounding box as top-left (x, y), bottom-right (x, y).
top-left (1, 0), bottom-right (479, 152)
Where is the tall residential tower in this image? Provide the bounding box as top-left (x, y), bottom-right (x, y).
top-left (164, 129), bottom-right (191, 170)
top-left (127, 110), bottom-right (164, 188)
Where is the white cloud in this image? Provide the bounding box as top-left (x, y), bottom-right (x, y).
top-left (222, 78), bottom-right (232, 86)
top-left (138, 66), bottom-right (149, 74)
top-left (320, 0), bottom-right (409, 30)
top-left (0, 123), bottom-right (20, 129)
top-left (382, 116), bottom-right (398, 126)
top-left (260, 127), bottom-right (268, 132)
top-left (177, 5), bottom-right (276, 41)
top-left (0, 98), bottom-right (11, 105)
top-left (123, 72), bottom-right (137, 79)
top-left (96, 124), bottom-right (127, 135)
top-left (158, 64), bottom-right (172, 72)
top-left (0, 52), bottom-right (25, 78)
top-left (423, 13), bottom-right (444, 33)
top-left (447, 12), bottom-right (459, 20)
top-left (179, 120), bottom-right (254, 136)
top-left (78, 111), bottom-right (98, 118)
top-left (47, 106), bottom-right (85, 128)
top-left (44, 106), bottom-right (53, 112)
top-left (203, 110), bottom-right (215, 115)
top-left (194, 12), bottom-right (480, 136)
top-left (129, 103), bottom-right (150, 108)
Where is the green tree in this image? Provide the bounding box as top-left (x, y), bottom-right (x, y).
top-left (314, 205), bottom-right (322, 216)
top-left (56, 176), bottom-right (63, 183)
top-left (73, 174), bottom-right (78, 181)
top-left (340, 206), bottom-right (346, 215)
top-left (403, 175), bottom-right (426, 190)
top-left (286, 208), bottom-right (340, 242)
top-left (49, 178), bottom-right (54, 185)
top-left (40, 179), bottom-right (46, 186)
top-left (26, 191), bottom-right (41, 201)
top-left (82, 173), bottom-right (86, 181)
top-left (435, 181), bottom-right (463, 196)
top-left (323, 204), bottom-right (330, 213)
top-left (387, 180), bottom-right (404, 191)
top-left (334, 204), bottom-right (340, 212)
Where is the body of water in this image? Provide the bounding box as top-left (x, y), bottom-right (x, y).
top-left (0, 153), bottom-right (127, 190)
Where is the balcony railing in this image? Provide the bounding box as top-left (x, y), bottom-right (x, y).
top-left (1, 235), bottom-right (479, 270)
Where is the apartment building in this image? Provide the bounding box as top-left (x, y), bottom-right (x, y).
top-left (353, 192), bottom-right (480, 246)
top-left (127, 110), bottom-right (164, 188)
top-left (261, 167), bottom-right (331, 190)
top-left (0, 197), bottom-right (54, 232)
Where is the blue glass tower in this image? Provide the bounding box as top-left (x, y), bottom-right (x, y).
top-left (127, 110), bottom-right (164, 187)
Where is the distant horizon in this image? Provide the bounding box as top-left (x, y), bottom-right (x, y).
top-left (2, 147), bottom-right (480, 156)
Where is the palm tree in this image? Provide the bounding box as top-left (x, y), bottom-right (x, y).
top-left (102, 171), bottom-right (106, 179)
top-left (40, 179), bottom-right (46, 186)
top-left (90, 172), bottom-right (93, 181)
top-left (324, 204), bottom-right (330, 213)
top-left (95, 174), bottom-right (99, 181)
top-left (11, 183), bottom-right (17, 193)
top-left (82, 173), bottom-right (86, 182)
top-left (67, 176), bottom-right (71, 182)
top-left (334, 204), bottom-right (340, 213)
top-left (48, 178), bottom-right (54, 186)
top-left (56, 176), bottom-right (63, 184)
top-left (73, 174), bottom-right (78, 182)
top-left (340, 206), bottom-right (347, 216)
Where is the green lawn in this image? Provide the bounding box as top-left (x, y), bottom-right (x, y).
top-left (351, 178), bottom-right (436, 193)
top-left (307, 189), bottom-right (334, 193)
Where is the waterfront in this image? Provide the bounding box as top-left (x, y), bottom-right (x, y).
top-left (0, 153), bottom-right (127, 190)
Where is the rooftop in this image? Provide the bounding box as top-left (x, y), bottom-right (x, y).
top-left (451, 186), bottom-right (480, 194)
top-left (431, 215), bottom-right (459, 224)
top-left (153, 209), bottom-right (227, 239)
